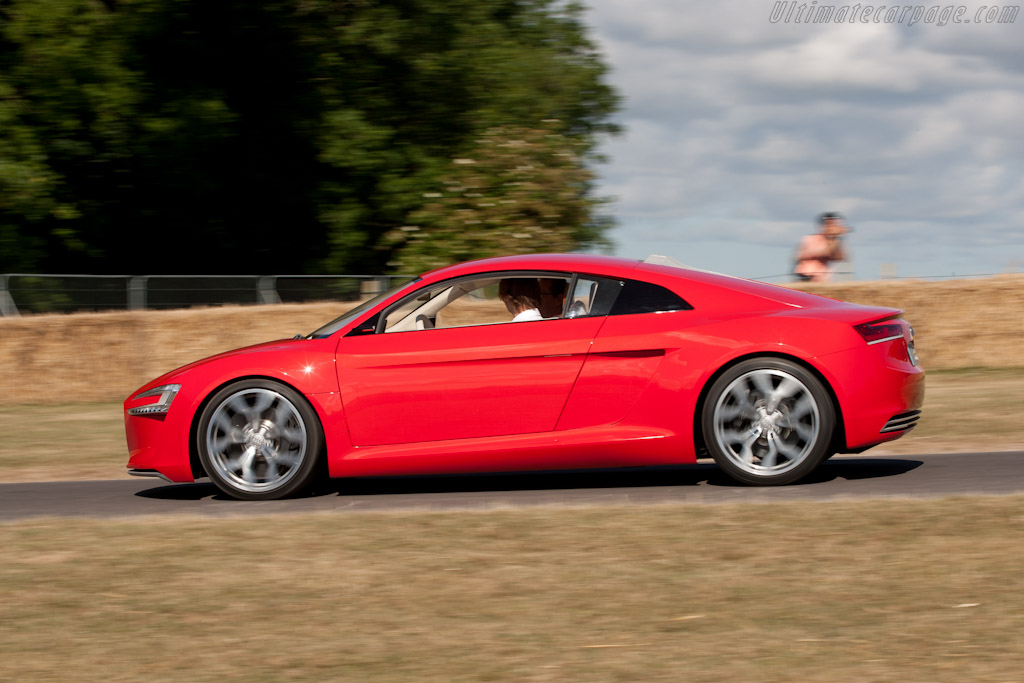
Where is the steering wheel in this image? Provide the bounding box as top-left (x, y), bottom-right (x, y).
top-left (566, 301), bottom-right (588, 319)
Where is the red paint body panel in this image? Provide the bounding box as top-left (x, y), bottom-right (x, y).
top-left (124, 254), bottom-right (925, 486)
top-left (336, 317), bottom-right (604, 446)
top-left (335, 425), bottom-right (681, 477)
top-left (810, 319), bottom-right (925, 449)
top-left (125, 409), bottom-right (195, 482)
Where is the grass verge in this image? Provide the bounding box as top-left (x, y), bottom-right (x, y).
top-left (2, 498), bottom-right (1023, 681)
top-left (1, 369), bottom-right (1021, 483)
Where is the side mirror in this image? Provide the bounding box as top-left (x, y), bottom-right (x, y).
top-left (345, 313), bottom-right (382, 337)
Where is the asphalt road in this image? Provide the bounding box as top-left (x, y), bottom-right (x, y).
top-left (1, 451), bottom-right (1021, 521)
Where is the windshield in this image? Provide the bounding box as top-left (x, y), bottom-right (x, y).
top-left (308, 278), bottom-right (420, 338)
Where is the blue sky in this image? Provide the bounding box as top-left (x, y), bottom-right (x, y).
top-left (582, 0), bottom-right (1024, 280)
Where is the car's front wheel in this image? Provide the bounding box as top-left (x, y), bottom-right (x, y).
top-left (197, 379), bottom-right (323, 500)
top-left (702, 358), bottom-right (834, 486)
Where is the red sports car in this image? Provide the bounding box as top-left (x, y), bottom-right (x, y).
top-left (125, 254), bottom-right (924, 500)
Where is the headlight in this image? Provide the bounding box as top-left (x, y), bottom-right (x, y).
top-left (128, 384), bottom-right (181, 416)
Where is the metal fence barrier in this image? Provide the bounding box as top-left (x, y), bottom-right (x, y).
top-left (0, 274), bottom-right (414, 316)
top-left (4, 269), bottom-right (1012, 317)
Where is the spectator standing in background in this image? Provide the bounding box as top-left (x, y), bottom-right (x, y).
top-left (794, 212), bottom-right (851, 282)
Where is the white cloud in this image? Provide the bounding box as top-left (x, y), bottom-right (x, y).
top-left (582, 0), bottom-right (1024, 278)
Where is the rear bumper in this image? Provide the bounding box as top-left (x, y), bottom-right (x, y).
top-left (816, 344), bottom-right (925, 451)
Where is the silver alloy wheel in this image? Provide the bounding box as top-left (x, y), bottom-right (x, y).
top-left (204, 387), bottom-right (308, 494)
top-left (711, 368), bottom-right (821, 476)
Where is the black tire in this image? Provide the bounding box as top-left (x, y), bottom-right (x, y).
top-left (197, 379), bottom-right (324, 500)
top-left (701, 358), bottom-right (834, 486)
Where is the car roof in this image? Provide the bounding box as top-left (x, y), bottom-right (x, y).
top-left (417, 252), bottom-right (767, 294)
top-left (418, 253), bottom-right (645, 283)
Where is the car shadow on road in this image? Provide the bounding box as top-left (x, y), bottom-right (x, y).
top-left (323, 458), bottom-right (924, 495)
top-left (811, 456), bottom-right (924, 483)
top-left (135, 482), bottom-right (222, 500)
top-left (136, 457), bottom-right (923, 501)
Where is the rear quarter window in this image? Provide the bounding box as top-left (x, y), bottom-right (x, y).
top-left (609, 280), bottom-right (692, 316)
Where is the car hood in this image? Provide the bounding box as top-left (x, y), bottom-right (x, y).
top-left (132, 339), bottom-right (302, 393)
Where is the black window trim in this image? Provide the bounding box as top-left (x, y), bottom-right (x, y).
top-left (346, 269), bottom-right (693, 336)
top-left (367, 269), bottom-right (576, 335)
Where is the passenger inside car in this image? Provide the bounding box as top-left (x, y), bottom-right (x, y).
top-left (498, 278), bottom-right (543, 322)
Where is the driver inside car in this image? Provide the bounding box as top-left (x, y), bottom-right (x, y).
top-left (538, 277), bottom-right (567, 318)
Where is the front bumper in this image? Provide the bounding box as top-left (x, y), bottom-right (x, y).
top-left (127, 468), bottom-right (177, 483)
top-left (124, 405), bottom-right (196, 483)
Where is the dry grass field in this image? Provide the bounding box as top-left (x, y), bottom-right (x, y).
top-left (792, 275), bottom-right (1024, 371)
top-left (2, 498), bottom-right (1023, 681)
top-left (0, 301), bottom-right (347, 405)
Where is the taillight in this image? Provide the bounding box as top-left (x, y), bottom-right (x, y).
top-left (854, 317), bottom-right (904, 345)
top-left (855, 317), bottom-right (919, 366)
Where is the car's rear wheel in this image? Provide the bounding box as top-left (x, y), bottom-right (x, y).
top-left (197, 379), bottom-right (323, 500)
top-left (702, 358), bottom-right (834, 486)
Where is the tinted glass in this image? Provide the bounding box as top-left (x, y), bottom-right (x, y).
top-left (565, 276), bottom-right (622, 318)
top-left (609, 280), bottom-right (692, 316)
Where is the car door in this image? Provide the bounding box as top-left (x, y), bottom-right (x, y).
top-left (335, 274), bottom-right (604, 447)
top-left (556, 277), bottom-right (693, 430)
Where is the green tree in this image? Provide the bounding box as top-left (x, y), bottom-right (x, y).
top-left (384, 121), bottom-right (611, 273)
top-left (0, 0), bottom-right (619, 275)
top-left (1, 0), bottom-right (328, 274)
top-left (0, 0), bottom-right (129, 271)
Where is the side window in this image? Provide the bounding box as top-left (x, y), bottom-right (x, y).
top-left (609, 280), bottom-right (692, 315)
top-left (383, 287), bottom-right (449, 332)
top-left (434, 281), bottom-right (508, 329)
top-left (565, 276), bottom-right (622, 318)
top-left (380, 273), bottom-right (573, 333)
